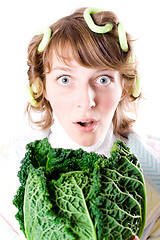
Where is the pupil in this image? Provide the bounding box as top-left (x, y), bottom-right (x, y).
top-left (101, 77), bottom-right (107, 84)
top-left (63, 77), bottom-right (68, 83)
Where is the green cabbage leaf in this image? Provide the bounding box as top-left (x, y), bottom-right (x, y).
top-left (13, 138), bottom-right (146, 240)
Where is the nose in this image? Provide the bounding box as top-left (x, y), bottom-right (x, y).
top-left (75, 85), bottom-right (96, 110)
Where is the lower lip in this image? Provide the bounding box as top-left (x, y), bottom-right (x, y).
top-left (73, 121), bottom-right (99, 133)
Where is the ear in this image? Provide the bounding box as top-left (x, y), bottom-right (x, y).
top-left (44, 90), bottom-right (49, 101)
top-left (121, 90), bottom-right (127, 100)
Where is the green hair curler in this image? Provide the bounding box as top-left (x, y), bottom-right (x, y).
top-left (37, 27), bottom-right (52, 53)
top-left (117, 22), bottom-right (129, 52)
top-left (83, 7), bottom-right (129, 53)
top-left (83, 7), bottom-right (113, 33)
top-left (132, 77), bottom-right (141, 98)
top-left (25, 84), bottom-right (39, 108)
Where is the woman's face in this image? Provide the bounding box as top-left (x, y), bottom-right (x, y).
top-left (45, 51), bottom-right (124, 146)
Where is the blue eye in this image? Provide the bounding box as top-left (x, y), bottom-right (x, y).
top-left (96, 76), bottom-right (111, 86)
top-left (58, 76), bottom-right (71, 85)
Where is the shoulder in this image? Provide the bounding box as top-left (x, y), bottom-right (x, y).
top-left (126, 129), bottom-right (160, 160)
top-left (0, 129), bottom-right (50, 158)
top-left (0, 129), bottom-right (50, 179)
top-left (0, 128), bottom-right (51, 182)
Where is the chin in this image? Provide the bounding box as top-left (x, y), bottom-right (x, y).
top-left (74, 135), bottom-right (99, 147)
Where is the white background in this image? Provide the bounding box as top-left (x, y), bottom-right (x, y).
top-left (0, 0), bottom-right (160, 145)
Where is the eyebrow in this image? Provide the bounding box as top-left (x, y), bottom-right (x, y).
top-left (49, 66), bottom-right (116, 77)
top-left (51, 66), bottom-right (72, 72)
top-left (51, 67), bottom-right (113, 72)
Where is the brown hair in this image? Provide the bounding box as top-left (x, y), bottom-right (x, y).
top-left (26, 7), bottom-right (141, 135)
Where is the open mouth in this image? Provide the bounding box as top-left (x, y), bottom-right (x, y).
top-left (73, 120), bottom-right (98, 133)
top-left (77, 121), bottom-right (94, 127)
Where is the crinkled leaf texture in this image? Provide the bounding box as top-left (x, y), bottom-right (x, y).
top-left (24, 166), bottom-right (75, 240)
top-left (14, 138), bottom-right (146, 240)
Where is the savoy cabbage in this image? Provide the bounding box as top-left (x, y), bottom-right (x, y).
top-left (13, 138), bottom-right (146, 240)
